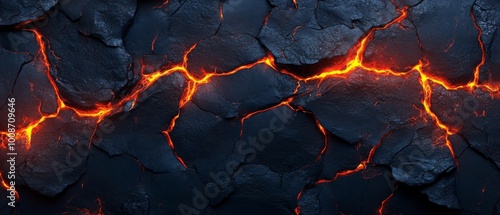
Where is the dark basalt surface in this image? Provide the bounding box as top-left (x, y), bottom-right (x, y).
top-left (192, 64), bottom-right (297, 118)
top-left (363, 20), bottom-right (422, 72)
top-left (410, 0), bottom-right (482, 86)
top-left (0, 0), bottom-right (499, 215)
top-left (41, 13), bottom-right (134, 109)
top-left (20, 110), bottom-right (96, 197)
top-left (0, 0), bottom-right (58, 26)
top-left (293, 70), bottom-right (423, 146)
top-left (95, 73), bottom-right (187, 173)
top-left (474, 0), bottom-right (500, 86)
top-left (431, 84), bottom-right (500, 168)
top-left (259, 0), bottom-right (398, 65)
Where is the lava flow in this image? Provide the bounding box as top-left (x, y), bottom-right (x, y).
top-left (0, 172), bottom-right (18, 200)
top-left (377, 192), bottom-right (395, 215)
top-left (290, 5), bottom-right (493, 214)
top-left (0, 1), bottom-right (498, 214)
top-left (0, 25), bottom-right (282, 172)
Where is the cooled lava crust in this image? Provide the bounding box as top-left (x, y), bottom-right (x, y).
top-left (1, 0), bottom-right (500, 214)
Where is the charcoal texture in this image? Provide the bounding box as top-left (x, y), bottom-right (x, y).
top-left (0, 0), bottom-right (58, 26)
top-left (0, 0), bottom-right (499, 215)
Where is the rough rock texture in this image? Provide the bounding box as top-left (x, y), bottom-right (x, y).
top-left (192, 64), bottom-right (297, 118)
top-left (474, 0), bottom-right (500, 85)
top-left (77, 0), bottom-right (137, 47)
top-left (0, 0), bottom-right (499, 215)
top-left (259, 0), bottom-right (398, 65)
top-left (363, 20), bottom-right (422, 72)
top-left (42, 13), bottom-right (133, 109)
top-left (19, 110), bottom-right (96, 197)
top-left (0, 0), bottom-right (58, 26)
top-left (293, 70), bottom-right (423, 146)
top-left (410, 0), bottom-right (482, 86)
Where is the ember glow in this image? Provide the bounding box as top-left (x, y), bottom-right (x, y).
top-left (1, 0), bottom-right (499, 214)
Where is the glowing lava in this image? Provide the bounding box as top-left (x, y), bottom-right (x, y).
top-left (290, 5), bottom-right (491, 213)
top-left (0, 2), bottom-right (497, 214)
top-left (377, 192), bottom-right (395, 215)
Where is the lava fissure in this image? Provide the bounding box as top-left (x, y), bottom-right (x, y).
top-left (377, 191), bottom-right (395, 215)
top-left (1, 2), bottom-right (499, 214)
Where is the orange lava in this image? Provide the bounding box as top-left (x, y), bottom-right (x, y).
top-left (291, 6), bottom-right (493, 212)
top-left (219, 3), bottom-right (224, 20)
top-left (0, 173), bottom-right (18, 200)
top-left (153, 0), bottom-right (169, 9)
top-left (77, 198), bottom-right (104, 215)
top-left (378, 192), bottom-right (395, 215)
top-left (1, 4), bottom-right (498, 213)
top-left (294, 190), bottom-right (303, 215)
top-left (151, 31), bottom-right (159, 52)
top-left (0, 173), bottom-right (9, 190)
top-left (469, 10), bottom-right (486, 89)
top-left (239, 97), bottom-right (295, 136)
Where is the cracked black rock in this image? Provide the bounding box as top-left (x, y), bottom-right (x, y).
top-left (0, 0), bottom-right (499, 215)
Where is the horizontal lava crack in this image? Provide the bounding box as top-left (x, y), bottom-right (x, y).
top-left (1, 1), bottom-right (499, 215)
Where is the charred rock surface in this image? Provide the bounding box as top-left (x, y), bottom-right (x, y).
top-left (0, 0), bottom-right (499, 215)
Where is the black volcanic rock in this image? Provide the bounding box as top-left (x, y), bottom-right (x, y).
top-left (422, 172), bottom-right (460, 209)
top-left (219, 0), bottom-right (271, 36)
top-left (430, 85), bottom-right (500, 168)
top-left (240, 106), bottom-right (325, 173)
top-left (206, 164), bottom-right (317, 215)
top-left (388, 125), bottom-right (455, 186)
top-left (64, 146), bottom-right (144, 215)
top-left (363, 20), bottom-right (423, 72)
top-left (0, 30), bottom-right (41, 54)
top-left (121, 192), bottom-right (149, 215)
top-left (144, 169), bottom-right (205, 215)
top-left (170, 102), bottom-right (241, 182)
top-left (0, 47), bottom-right (33, 105)
top-left (78, 0), bottom-right (137, 47)
top-left (0, 0), bottom-right (499, 214)
top-left (297, 166), bottom-right (394, 215)
top-left (123, 0), bottom-right (172, 59)
top-left (410, 0), bottom-right (482, 86)
top-left (186, 34), bottom-right (267, 78)
top-left (59, 0), bottom-right (90, 21)
top-left (20, 110), bottom-right (97, 197)
top-left (293, 70), bottom-right (422, 146)
top-left (0, 58), bottom-right (58, 131)
top-left (316, 0), bottom-right (397, 31)
top-left (192, 64), bottom-right (297, 118)
top-left (41, 13), bottom-right (133, 109)
top-left (125, 0), bottom-right (220, 64)
top-left (455, 147), bottom-right (500, 214)
top-left (382, 185), bottom-right (460, 215)
top-left (460, 92), bottom-right (500, 168)
top-left (318, 136), bottom-right (362, 180)
top-left (372, 126), bottom-right (414, 165)
top-left (473, 0), bottom-right (500, 85)
top-left (392, 0), bottom-right (423, 8)
top-left (374, 124), bottom-right (459, 188)
top-left (0, 0), bottom-right (58, 26)
top-left (259, 0), bottom-right (398, 65)
top-left (95, 73), bottom-right (187, 173)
